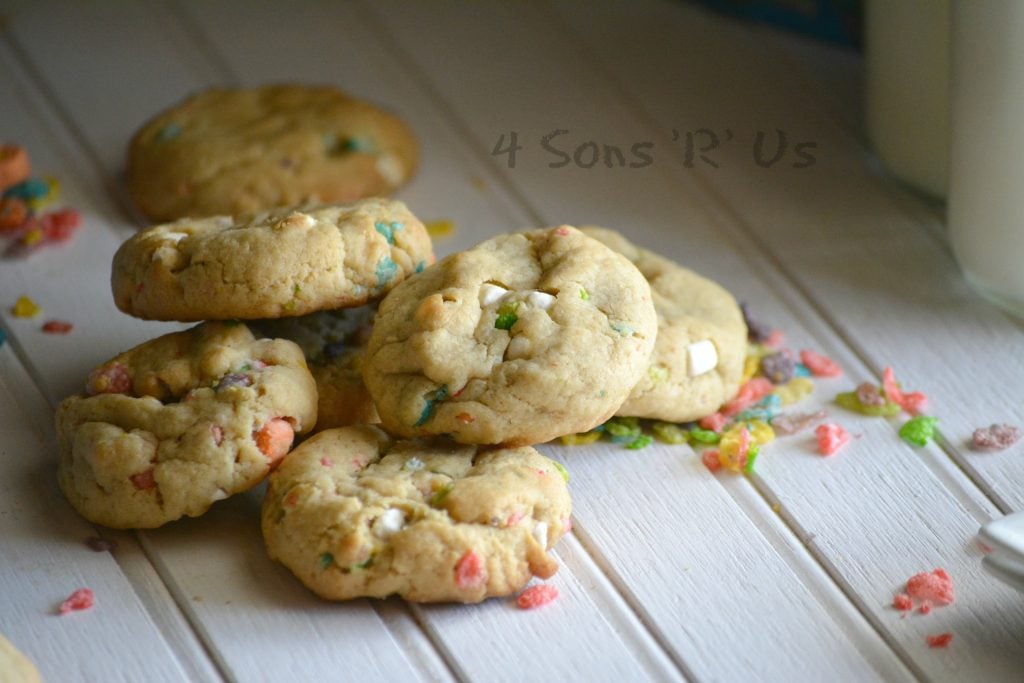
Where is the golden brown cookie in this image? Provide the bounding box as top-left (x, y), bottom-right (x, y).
top-left (362, 226), bottom-right (658, 446)
top-left (262, 426), bottom-right (572, 603)
top-left (126, 84), bottom-right (418, 221)
top-left (111, 199), bottom-right (433, 321)
top-left (582, 227), bottom-right (747, 422)
top-left (56, 322), bottom-right (317, 529)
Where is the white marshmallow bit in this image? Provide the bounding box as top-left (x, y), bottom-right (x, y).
top-left (374, 508), bottom-right (406, 536)
top-left (526, 290), bottom-right (556, 310)
top-left (376, 153), bottom-right (404, 185)
top-left (163, 231), bottom-right (189, 242)
top-left (686, 339), bottom-right (719, 377)
top-left (506, 335), bottom-right (531, 359)
top-left (479, 283), bottom-right (508, 306)
top-left (532, 521), bottom-right (549, 548)
top-left (404, 457), bottom-right (425, 471)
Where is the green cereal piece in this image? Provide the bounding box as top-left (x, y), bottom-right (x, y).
top-left (626, 434), bottom-right (653, 450)
top-left (648, 365), bottom-right (669, 383)
top-left (835, 390), bottom-right (901, 417)
top-left (318, 552), bottom-right (334, 571)
top-left (580, 288), bottom-right (590, 300)
top-left (652, 422), bottom-right (689, 445)
top-left (899, 416), bottom-right (938, 447)
top-left (494, 301), bottom-right (520, 330)
top-left (743, 445), bottom-right (761, 474)
top-left (604, 417), bottom-right (641, 444)
top-left (689, 427), bottom-right (721, 445)
top-left (552, 460), bottom-right (570, 482)
top-left (429, 483), bottom-right (453, 507)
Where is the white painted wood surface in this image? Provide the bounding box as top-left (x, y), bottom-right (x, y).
top-left (1, 1), bottom-right (1021, 681)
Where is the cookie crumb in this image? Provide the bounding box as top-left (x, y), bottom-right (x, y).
top-left (516, 584), bottom-right (559, 610)
top-left (58, 588), bottom-right (94, 615)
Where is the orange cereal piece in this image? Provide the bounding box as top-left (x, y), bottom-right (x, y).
top-left (0, 196), bottom-right (28, 231)
top-left (893, 593), bottom-right (912, 611)
top-left (906, 568), bottom-right (955, 605)
top-left (926, 633), bottom-right (953, 649)
top-left (516, 584), bottom-right (559, 609)
top-left (58, 588), bottom-right (95, 615)
top-left (255, 418), bottom-right (295, 465)
top-left (0, 144), bottom-right (31, 192)
top-left (800, 349), bottom-right (843, 378)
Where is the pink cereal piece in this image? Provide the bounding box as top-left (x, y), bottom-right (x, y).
top-left (517, 584), bottom-right (559, 610)
top-left (735, 426), bottom-right (752, 469)
top-left (58, 588), bottom-right (95, 615)
top-left (255, 418), bottom-right (294, 466)
top-left (764, 329), bottom-right (785, 347)
top-left (815, 423), bottom-right (851, 456)
top-left (87, 363), bottom-right (131, 396)
top-left (882, 366), bottom-right (929, 415)
top-left (561, 515), bottom-right (573, 532)
top-left (926, 633), bottom-right (953, 649)
top-left (699, 412), bottom-right (727, 432)
top-left (40, 208), bottom-right (82, 242)
top-left (130, 468), bottom-right (156, 490)
top-left (506, 511), bottom-right (525, 527)
top-left (918, 603), bottom-right (932, 615)
top-left (893, 593), bottom-right (913, 611)
top-left (283, 489), bottom-right (300, 508)
top-left (210, 424), bottom-right (224, 446)
top-left (454, 550), bottom-right (485, 589)
top-left (971, 423), bottom-right (1023, 451)
top-left (772, 410), bottom-right (828, 435)
top-left (722, 377), bottom-right (774, 417)
top-left (906, 568), bottom-right (955, 605)
top-left (554, 227), bottom-right (570, 236)
top-left (702, 450), bottom-right (722, 472)
top-left (800, 349), bottom-right (843, 378)
top-left (320, 457), bottom-right (334, 467)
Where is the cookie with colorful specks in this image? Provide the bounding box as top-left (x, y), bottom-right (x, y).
top-left (362, 226), bottom-right (657, 446)
top-left (126, 84), bottom-right (418, 222)
top-left (111, 199), bottom-right (433, 321)
top-left (261, 425), bottom-right (572, 602)
top-left (56, 322), bottom-right (317, 529)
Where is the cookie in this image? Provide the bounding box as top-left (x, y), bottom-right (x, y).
top-left (581, 227), bottom-right (747, 422)
top-left (262, 426), bottom-right (572, 603)
top-left (126, 84), bottom-right (418, 222)
top-left (250, 306), bottom-right (379, 431)
top-left (56, 322), bottom-right (317, 529)
top-left (362, 226), bottom-right (658, 446)
top-left (111, 199), bottom-right (433, 321)
top-left (0, 634), bottom-right (41, 683)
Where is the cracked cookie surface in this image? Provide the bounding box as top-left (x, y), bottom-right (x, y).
top-left (362, 226), bottom-right (657, 446)
top-left (56, 322), bottom-right (317, 529)
top-left (112, 199), bottom-right (433, 321)
top-left (126, 84), bottom-right (418, 222)
top-left (582, 227), bottom-right (747, 421)
top-left (250, 306), bottom-right (378, 431)
top-left (262, 425), bottom-right (572, 603)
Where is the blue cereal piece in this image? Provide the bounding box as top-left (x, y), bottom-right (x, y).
top-left (374, 221), bottom-right (405, 245)
top-left (156, 122), bottom-right (182, 142)
top-left (3, 178), bottom-right (49, 201)
top-left (375, 256), bottom-right (398, 286)
top-left (415, 260), bottom-right (426, 273)
top-left (415, 385), bottom-right (449, 427)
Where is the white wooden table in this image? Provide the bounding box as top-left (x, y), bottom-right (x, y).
top-left (2, 1), bottom-right (1022, 681)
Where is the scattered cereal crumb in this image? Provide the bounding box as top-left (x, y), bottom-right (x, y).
top-left (771, 410), bottom-right (828, 435)
top-left (893, 593), bottom-right (913, 611)
top-left (815, 423), bottom-right (850, 456)
top-left (85, 537), bottom-right (117, 553)
top-left (971, 423), bottom-right (1022, 451)
top-left (918, 603), bottom-right (932, 615)
top-left (58, 588), bottom-right (94, 615)
top-left (42, 319), bottom-right (72, 334)
top-left (424, 219), bottom-right (454, 238)
top-left (926, 633), bottom-right (953, 649)
top-left (906, 568), bottom-right (954, 605)
top-left (11, 295), bottom-right (41, 318)
top-left (899, 416), bottom-right (939, 447)
top-left (800, 349), bottom-right (843, 378)
top-left (516, 584), bottom-right (559, 609)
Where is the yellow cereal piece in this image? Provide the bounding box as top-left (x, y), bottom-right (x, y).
top-left (26, 175), bottom-right (61, 211)
top-left (742, 354), bottom-right (761, 382)
top-left (425, 219), bottom-right (454, 238)
top-left (21, 227), bottom-right (44, 246)
top-left (772, 376), bottom-right (814, 405)
top-left (559, 430), bottom-right (602, 446)
top-left (741, 419), bottom-right (775, 446)
top-left (648, 364), bottom-right (669, 383)
top-left (12, 295), bottom-right (41, 318)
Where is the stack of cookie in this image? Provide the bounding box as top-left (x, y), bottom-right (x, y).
top-left (55, 86), bottom-right (747, 605)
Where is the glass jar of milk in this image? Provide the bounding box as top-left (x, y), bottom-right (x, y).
top-left (949, 1), bottom-right (1024, 318)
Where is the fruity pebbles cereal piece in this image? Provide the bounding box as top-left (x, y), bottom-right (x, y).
top-left (517, 584), bottom-right (559, 610)
top-left (815, 423), bottom-right (850, 456)
top-left (58, 588), bottom-right (94, 615)
top-left (971, 423), bottom-right (1022, 451)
